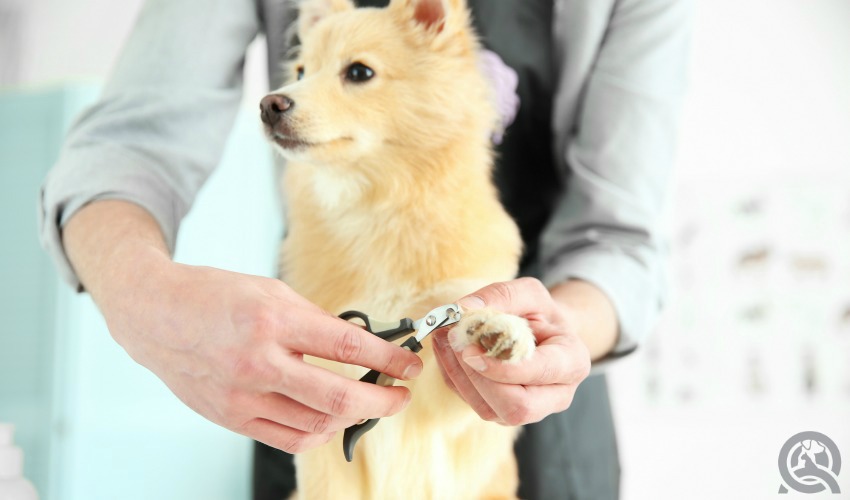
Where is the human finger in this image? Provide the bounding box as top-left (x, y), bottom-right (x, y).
top-left (452, 333), bottom-right (590, 386)
top-left (280, 360), bottom-right (412, 420)
top-left (255, 391), bottom-right (361, 434)
top-left (238, 417), bottom-right (335, 454)
top-left (451, 352), bottom-right (577, 426)
top-left (284, 312), bottom-right (423, 380)
top-left (432, 338), bottom-right (460, 395)
top-left (457, 278), bottom-right (558, 320)
top-left (431, 332), bottom-right (501, 422)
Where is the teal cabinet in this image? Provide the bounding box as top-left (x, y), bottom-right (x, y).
top-left (0, 85), bottom-right (282, 500)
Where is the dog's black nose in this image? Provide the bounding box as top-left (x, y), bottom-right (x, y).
top-left (260, 94), bottom-right (294, 126)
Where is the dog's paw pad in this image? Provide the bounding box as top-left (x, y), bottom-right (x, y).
top-left (449, 308), bottom-right (535, 363)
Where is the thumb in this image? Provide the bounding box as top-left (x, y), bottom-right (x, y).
top-left (458, 278), bottom-right (551, 317)
top-left (457, 294), bottom-right (486, 312)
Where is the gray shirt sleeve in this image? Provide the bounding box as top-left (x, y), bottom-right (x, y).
top-left (543, 0), bottom-right (693, 358)
top-left (38, 0), bottom-right (260, 290)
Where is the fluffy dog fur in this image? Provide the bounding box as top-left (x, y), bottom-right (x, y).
top-left (263, 0), bottom-right (536, 497)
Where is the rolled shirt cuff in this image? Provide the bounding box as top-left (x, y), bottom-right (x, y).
top-left (540, 245), bottom-right (664, 367)
top-left (38, 143), bottom-right (185, 291)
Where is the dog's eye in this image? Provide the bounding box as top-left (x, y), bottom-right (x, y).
top-left (345, 62), bottom-right (375, 83)
top-left (296, 66), bottom-right (305, 81)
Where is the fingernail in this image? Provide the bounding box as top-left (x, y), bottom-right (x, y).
top-left (463, 355), bottom-right (487, 372)
top-left (432, 333), bottom-right (447, 349)
top-left (458, 295), bottom-right (485, 311)
top-left (403, 363), bottom-right (422, 380)
top-left (447, 329), bottom-right (460, 349)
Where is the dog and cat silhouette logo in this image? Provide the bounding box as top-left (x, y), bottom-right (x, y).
top-left (778, 431), bottom-right (842, 494)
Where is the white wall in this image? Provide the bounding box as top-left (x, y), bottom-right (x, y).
top-left (608, 1), bottom-right (850, 498)
top-left (15, 0), bottom-right (144, 86)
top-left (5, 0), bottom-right (270, 104)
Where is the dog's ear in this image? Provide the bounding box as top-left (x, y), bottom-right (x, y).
top-left (298, 0), bottom-right (355, 40)
top-left (408, 0), bottom-right (446, 31)
top-left (389, 0), bottom-right (469, 37)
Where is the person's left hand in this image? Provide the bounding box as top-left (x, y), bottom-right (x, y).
top-left (431, 278), bottom-right (592, 425)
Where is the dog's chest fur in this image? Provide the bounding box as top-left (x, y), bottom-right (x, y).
top-left (272, 0), bottom-right (526, 497)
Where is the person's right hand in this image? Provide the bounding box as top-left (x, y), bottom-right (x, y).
top-left (64, 201), bottom-right (422, 454)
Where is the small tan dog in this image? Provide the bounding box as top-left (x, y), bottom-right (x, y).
top-left (261, 0), bottom-right (536, 497)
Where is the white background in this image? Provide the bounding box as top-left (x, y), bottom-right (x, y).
top-left (2, 0), bottom-right (849, 498)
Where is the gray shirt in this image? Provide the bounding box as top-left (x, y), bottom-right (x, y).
top-left (39, 0), bottom-right (692, 359)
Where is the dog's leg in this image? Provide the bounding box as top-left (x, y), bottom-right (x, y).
top-left (449, 309), bottom-right (535, 362)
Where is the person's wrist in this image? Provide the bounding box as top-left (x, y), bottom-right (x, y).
top-left (63, 200), bottom-right (173, 299)
top-left (95, 245), bottom-right (184, 360)
top-left (91, 242), bottom-right (173, 310)
top-left (549, 280), bottom-right (618, 361)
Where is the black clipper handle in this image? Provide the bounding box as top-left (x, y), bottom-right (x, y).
top-left (339, 311), bottom-right (415, 342)
top-left (342, 336), bottom-right (424, 462)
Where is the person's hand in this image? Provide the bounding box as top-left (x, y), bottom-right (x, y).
top-left (64, 201), bottom-right (422, 454)
top-left (102, 262), bottom-right (423, 453)
top-left (431, 278), bottom-right (591, 425)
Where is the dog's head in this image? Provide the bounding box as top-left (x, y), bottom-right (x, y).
top-left (260, 0), bottom-right (495, 169)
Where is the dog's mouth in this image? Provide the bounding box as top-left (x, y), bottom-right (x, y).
top-left (271, 131), bottom-right (313, 150)
top-left (265, 123), bottom-right (355, 152)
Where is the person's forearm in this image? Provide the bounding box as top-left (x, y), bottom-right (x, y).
top-left (62, 200), bottom-right (173, 309)
top-left (549, 280), bottom-right (618, 361)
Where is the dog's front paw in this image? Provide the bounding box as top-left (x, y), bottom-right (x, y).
top-left (449, 309), bottom-right (535, 363)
